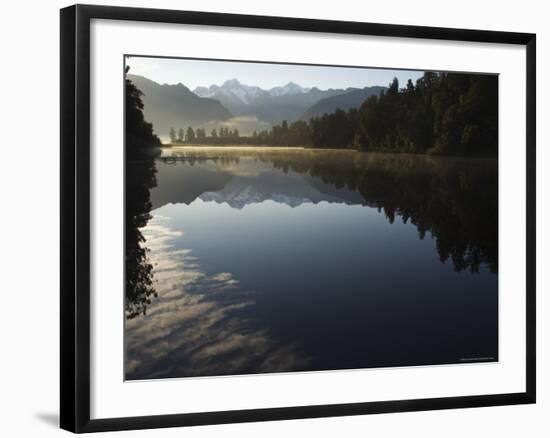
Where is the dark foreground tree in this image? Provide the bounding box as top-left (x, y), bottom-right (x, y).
top-left (125, 69), bottom-right (161, 319)
top-left (125, 68), bottom-right (161, 159)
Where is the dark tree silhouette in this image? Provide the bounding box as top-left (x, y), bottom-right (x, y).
top-left (125, 69), bottom-right (161, 319)
top-left (353, 73), bottom-right (498, 155)
top-left (186, 126), bottom-right (196, 142)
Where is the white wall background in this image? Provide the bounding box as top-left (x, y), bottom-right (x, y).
top-left (0, 0), bottom-right (546, 436)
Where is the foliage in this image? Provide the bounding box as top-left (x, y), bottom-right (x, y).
top-left (125, 69), bottom-right (161, 159)
top-left (353, 73), bottom-right (498, 155)
top-left (125, 71), bottom-right (161, 318)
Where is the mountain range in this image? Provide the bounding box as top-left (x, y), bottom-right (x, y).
top-left (193, 79), bottom-right (350, 123)
top-left (128, 74), bottom-right (386, 137)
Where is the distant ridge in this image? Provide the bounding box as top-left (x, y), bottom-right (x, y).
top-left (127, 74), bottom-right (233, 136)
top-left (301, 86), bottom-right (386, 120)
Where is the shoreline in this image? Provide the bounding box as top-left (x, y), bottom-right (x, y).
top-left (157, 144), bottom-right (497, 159)
top-left (161, 144), bottom-right (309, 150)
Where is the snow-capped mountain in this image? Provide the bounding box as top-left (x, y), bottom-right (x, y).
top-left (193, 79), bottom-right (353, 124)
top-left (268, 82), bottom-right (311, 97)
top-left (194, 79), bottom-right (268, 105)
top-left (194, 79), bottom-right (311, 102)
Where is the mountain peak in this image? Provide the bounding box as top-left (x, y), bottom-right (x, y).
top-left (269, 81), bottom-right (310, 97)
top-left (223, 78), bottom-right (242, 86)
top-left (194, 79), bottom-right (266, 105)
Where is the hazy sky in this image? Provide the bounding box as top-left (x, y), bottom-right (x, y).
top-left (126, 56), bottom-right (424, 90)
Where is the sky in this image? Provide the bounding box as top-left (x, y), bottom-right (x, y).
top-left (126, 56), bottom-right (424, 90)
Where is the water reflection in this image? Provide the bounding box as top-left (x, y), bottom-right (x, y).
top-left (125, 147), bottom-right (498, 379)
top-left (152, 148), bottom-right (497, 273)
top-left (126, 215), bottom-right (310, 379)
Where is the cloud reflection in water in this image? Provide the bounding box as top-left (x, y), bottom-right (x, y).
top-left (125, 215), bottom-right (310, 380)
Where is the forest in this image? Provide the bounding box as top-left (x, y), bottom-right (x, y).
top-left (169, 72), bottom-right (498, 156)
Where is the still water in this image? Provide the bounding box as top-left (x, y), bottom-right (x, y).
top-left (125, 147), bottom-right (498, 380)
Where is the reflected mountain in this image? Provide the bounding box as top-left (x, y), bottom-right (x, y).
top-left (152, 151), bottom-right (365, 210)
top-left (200, 169), bottom-right (365, 209)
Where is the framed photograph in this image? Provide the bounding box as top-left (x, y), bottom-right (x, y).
top-left (60, 4), bottom-right (536, 433)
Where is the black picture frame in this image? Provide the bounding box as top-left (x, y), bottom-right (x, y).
top-left (60, 4), bottom-right (536, 433)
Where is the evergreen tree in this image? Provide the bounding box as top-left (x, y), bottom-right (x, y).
top-left (186, 126), bottom-right (196, 143)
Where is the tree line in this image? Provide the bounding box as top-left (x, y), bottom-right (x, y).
top-left (353, 72), bottom-right (498, 155)
top-left (169, 126), bottom-right (240, 144)
top-left (170, 72), bottom-right (497, 156)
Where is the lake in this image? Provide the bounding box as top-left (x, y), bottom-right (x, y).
top-left (125, 147), bottom-right (498, 380)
